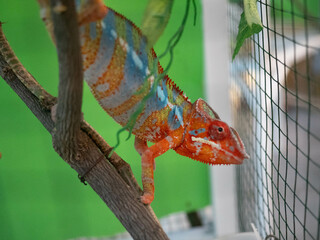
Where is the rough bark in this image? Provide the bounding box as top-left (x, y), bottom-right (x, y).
top-left (50, 0), bottom-right (84, 161)
top-left (0, 13), bottom-right (169, 240)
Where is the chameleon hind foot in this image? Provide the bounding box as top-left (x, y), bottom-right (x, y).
top-left (78, 0), bottom-right (108, 25)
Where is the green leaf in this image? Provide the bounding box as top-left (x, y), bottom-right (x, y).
top-left (232, 0), bottom-right (263, 60)
top-left (141, 0), bottom-right (174, 48)
top-left (243, 0), bottom-right (262, 27)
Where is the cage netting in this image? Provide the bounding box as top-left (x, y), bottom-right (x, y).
top-left (228, 0), bottom-right (320, 239)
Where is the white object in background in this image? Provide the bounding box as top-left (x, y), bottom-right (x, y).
top-left (251, 223), bottom-right (263, 240)
top-left (213, 232), bottom-right (258, 240)
top-left (202, 0), bottom-right (239, 236)
top-left (214, 225), bottom-right (261, 240)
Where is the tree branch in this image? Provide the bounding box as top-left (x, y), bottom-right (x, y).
top-left (0, 22), bottom-right (169, 240)
top-left (49, 0), bottom-right (84, 161)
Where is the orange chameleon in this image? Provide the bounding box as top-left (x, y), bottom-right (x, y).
top-left (38, 0), bottom-right (249, 204)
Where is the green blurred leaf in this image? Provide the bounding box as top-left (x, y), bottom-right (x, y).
top-left (229, 0), bottom-right (242, 4)
top-left (232, 0), bottom-right (262, 60)
top-left (243, 0), bottom-right (262, 27)
top-left (141, 0), bottom-right (174, 48)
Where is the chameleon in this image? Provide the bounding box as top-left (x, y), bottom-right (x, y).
top-left (37, 0), bottom-right (249, 204)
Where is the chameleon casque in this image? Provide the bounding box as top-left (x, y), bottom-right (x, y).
top-left (38, 0), bottom-right (249, 204)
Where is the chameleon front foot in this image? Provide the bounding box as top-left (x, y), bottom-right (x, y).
top-left (141, 192), bottom-right (154, 205)
top-left (135, 135), bottom-right (182, 204)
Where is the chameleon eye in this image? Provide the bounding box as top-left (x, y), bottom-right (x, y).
top-left (210, 123), bottom-right (227, 140)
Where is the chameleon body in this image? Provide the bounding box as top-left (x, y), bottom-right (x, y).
top-left (38, 0), bottom-right (249, 204)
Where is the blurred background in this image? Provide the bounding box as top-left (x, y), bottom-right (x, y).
top-left (0, 0), bottom-right (319, 240)
top-left (229, 1), bottom-right (320, 240)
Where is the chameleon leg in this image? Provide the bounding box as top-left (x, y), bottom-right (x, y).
top-left (139, 135), bottom-right (182, 204)
top-left (78, 0), bottom-right (108, 25)
top-left (134, 137), bottom-right (148, 156)
top-left (135, 136), bottom-right (157, 170)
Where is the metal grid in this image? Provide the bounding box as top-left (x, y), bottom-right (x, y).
top-left (228, 1), bottom-right (320, 239)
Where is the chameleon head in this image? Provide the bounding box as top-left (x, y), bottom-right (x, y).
top-left (174, 99), bottom-right (249, 165)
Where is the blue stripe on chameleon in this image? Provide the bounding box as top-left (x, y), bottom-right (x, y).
top-left (131, 78), bottom-right (169, 130)
top-left (75, 0), bottom-right (80, 10)
top-left (82, 10), bottom-right (116, 86)
top-left (125, 20), bottom-right (134, 53)
top-left (139, 80), bottom-right (167, 116)
top-left (172, 88), bottom-right (180, 102)
top-left (123, 20), bottom-right (146, 86)
top-left (154, 79), bottom-right (169, 110)
top-left (189, 128), bottom-right (206, 136)
top-left (99, 18), bottom-right (149, 109)
top-left (157, 85), bottom-right (166, 102)
top-left (89, 22), bottom-right (97, 39)
top-left (123, 19), bottom-right (145, 86)
top-left (168, 105), bottom-right (184, 130)
top-left (138, 35), bottom-right (149, 75)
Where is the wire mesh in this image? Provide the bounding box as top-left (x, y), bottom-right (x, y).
top-left (228, 1), bottom-right (320, 239)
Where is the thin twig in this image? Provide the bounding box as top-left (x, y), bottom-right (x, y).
top-left (0, 22), bottom-right (56, 108)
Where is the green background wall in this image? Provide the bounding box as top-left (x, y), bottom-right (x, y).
top-left (0, 0), bottom-right (209, 239)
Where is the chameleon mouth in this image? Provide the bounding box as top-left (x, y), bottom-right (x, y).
top-left (191, 136), bottom-right (248, 164)
top-left (230, 127), bottom-right (250, 160)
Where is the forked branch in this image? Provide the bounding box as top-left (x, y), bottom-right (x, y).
top-left (0, 19), bottom-right (169, 240)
